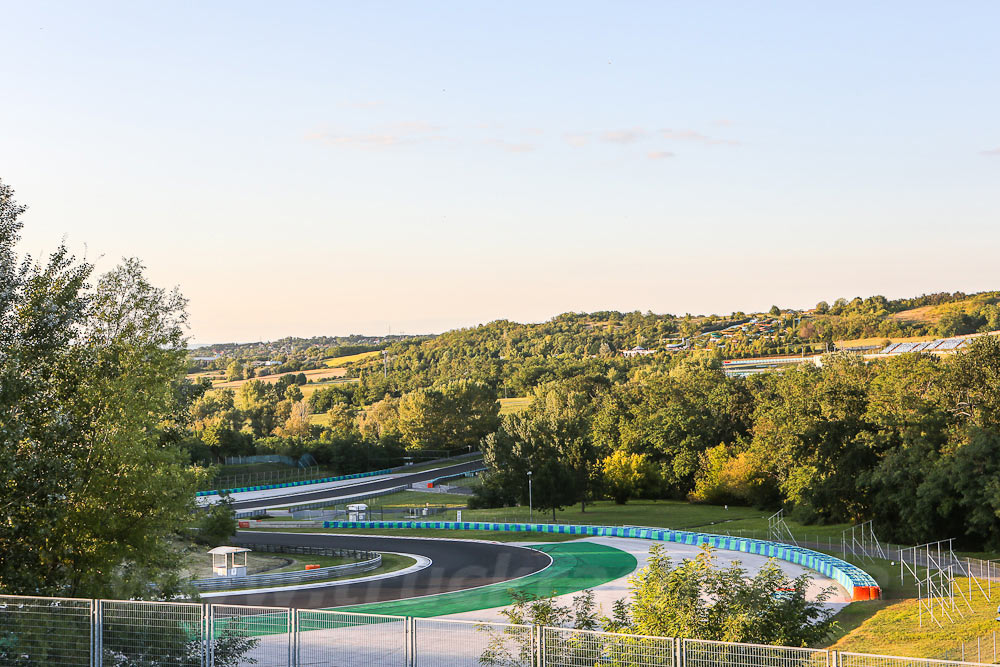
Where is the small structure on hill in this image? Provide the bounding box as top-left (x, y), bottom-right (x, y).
top-left (208, 546), bottom-right (250, 577)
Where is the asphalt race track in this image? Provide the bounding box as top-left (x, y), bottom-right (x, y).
top-left (230, 459), bottom-right (485, 511)
top-left (206, 531), bottom-right (551, 609)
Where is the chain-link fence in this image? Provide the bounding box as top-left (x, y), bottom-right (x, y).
top-left (13, 594), bottom-right (1000, 667)
top-left (211, 604), bottom-right (292, 666)
top-left (544, 627), bottom-right (675, 667)
top-left (100, 600), bottom-right (205, 667)
top-left (683, 638), bottom-right (830, 667)
top-left (840, 651), bottom-right (996, 667)
top-left (0, 594), bottom-right (94, 666)
top-left (413, 617), bottom-right (536, 666)
top-left (296, 609), bottom-right (407, 666)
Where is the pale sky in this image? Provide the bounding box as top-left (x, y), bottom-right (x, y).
top-left (2, 2), bottom-right (998, 343)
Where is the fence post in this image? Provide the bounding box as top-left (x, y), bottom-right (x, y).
top-left (535, 625), bottom-right (542, 667)
top-left (406, 616), bottom-right (414, 667)
top-left (207, 604), bottom-right (215, 667)
top-left (91, 599), bottom-right (101, 667)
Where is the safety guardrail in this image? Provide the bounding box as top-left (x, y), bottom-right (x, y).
top-left (190, 550), bottom-right (381, 591)
top-left (197, 467), bottom-right (393, 497)
top-left (321, 520), bottom-right (882, 601)
top-left (423, 467), bottom-right (486, 488)
top-left (233, 484), bottom-right (411, 518)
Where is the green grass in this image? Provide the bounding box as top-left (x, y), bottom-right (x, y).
top-left (323, 351), bottom-right (381, 367)
top-left (267, 553), bottom-right (356, 573)
top-left (216, 462), bottom-right (298, 476)
top-left (331, 542), bottom-right (637, 617)
top-left (826, 576), bottom-right (999, 658)
top-left (423, 499), bottom-right (768, 530)
top-left (442, 475), bottom-right (481, 489)
top-left (499, 397), bottom-right (531, 415)
top-left (393, 453), bottom-right (483, 473)
top-left (376, 490), bottom-right (470, 507)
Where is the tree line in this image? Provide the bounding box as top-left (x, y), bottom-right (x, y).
top-left (472, 338), bottom-right (1000, 549)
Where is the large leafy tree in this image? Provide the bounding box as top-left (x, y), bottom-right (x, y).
top-left (0, 180), bottom-right (206, 598)
top-left (607, 545), bottom-right (836, 646)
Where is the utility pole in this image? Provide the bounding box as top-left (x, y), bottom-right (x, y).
top-left (528, 471), bottom-right (533, 523)
top-left (382, 349), bottom-right (388, 378)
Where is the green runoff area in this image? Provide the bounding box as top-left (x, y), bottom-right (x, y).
top-left (330, 542), bottom-right (636, 617)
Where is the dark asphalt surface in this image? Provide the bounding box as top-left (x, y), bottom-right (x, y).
top-left (231, 459), bottom-right (484, 511)
top-left (204, 531), bottom-right (551, 609)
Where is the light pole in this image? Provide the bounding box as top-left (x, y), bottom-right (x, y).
top-left (527, 471), bottom-right (533, 523)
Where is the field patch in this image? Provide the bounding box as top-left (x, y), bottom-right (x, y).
top-left (324, 350), bottom-right (381, 367)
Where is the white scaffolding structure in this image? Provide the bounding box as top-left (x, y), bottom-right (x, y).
top-left (841, 520), bottom-right (887, 562)
top-left (767, 509), bottom-right (798, 546)
top-left (898, 539), bottom-right (992, 628)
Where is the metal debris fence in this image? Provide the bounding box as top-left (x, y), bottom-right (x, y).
top-left (3, 594), bottom-right (1000, 667)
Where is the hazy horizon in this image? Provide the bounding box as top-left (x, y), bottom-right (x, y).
top-left (4, 2), bottom-right (998, 343)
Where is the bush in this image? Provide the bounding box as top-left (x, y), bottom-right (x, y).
top-left (194, 494), bottom-right (237, 546)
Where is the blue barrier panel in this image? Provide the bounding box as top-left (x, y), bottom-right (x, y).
top-left (320, 519), bottom-right (880, 601)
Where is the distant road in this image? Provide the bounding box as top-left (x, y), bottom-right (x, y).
top-left (231, 458), bottom-right (484, 512)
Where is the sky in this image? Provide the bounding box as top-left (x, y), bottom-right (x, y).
top-left (1, 2), bottom-right (998, 343)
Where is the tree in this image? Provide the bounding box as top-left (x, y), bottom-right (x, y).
top-left (0, 180), bottom-right (207, 599)
top-left (193, 494), bottom-right (237, 546)
top-left (606, 545), bottom-right (836, 646)
top-left (479, 590), bottom-right (599, 666)
top-left (477, 412), bottom-right (578, 519)
top-left (397, 380), bottom-right (499, 452)
top-left (225, 359), bottom-right (244, 381)
top-left (601, 450), bottom-right (657, 504)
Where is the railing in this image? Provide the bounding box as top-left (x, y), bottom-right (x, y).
top-left (190, 548), bottom-right (381, 591)
top-left (198, 467), bottom-right (394, 498)
top-left (4, 595), bottom-right (999, 667)
top-left (233, 484), bottom-right (409, 517)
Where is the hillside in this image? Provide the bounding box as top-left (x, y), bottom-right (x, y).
top-left (187, 290), bottom-right (1000, 399)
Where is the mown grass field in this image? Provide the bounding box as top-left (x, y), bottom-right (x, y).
top-left (324, 350), bottom-right (381, 367)
top-left (499, 397), bottom-right (531, 414)
top-left (367, 489), bottom-right (469, 508)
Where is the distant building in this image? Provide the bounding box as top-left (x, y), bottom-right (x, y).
top-left (622, 346), bottom-right (656, 358)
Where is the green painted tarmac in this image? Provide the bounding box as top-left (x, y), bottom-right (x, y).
top-left (328, 541), bottom-right (637, 618)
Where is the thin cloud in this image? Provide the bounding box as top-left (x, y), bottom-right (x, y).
top-left (490, 139), bottom-right (536, 153)
top-left (713, 119), bottom-right (734, 127)
top-left (305, 122), bottom-right (445, 150)
top-left (661, 129), bottom-right (740, 146)
top-left (602, 128), bottom-right (646, 144)
top-left (339, 100), bottom-right (385, 109)
top-left (981, 147), bottom-right (1000, 156)
top-left (563, 132), bottom-right (590, 147)
top-left (647, 151), bottom-right (675, 159)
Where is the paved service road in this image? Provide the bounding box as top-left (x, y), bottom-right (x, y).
top-left (205, 531), bottom-right (551, 609)
top-left (230, 459), bottom-right (484, 512)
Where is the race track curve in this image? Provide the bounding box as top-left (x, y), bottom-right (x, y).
top-left (204, 531), bottom-right (551, 609)
top-left (230, 459), bottom-right (484, 512)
